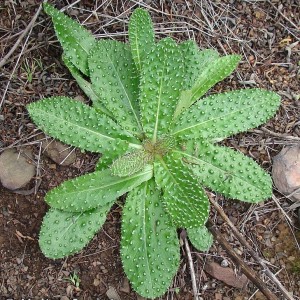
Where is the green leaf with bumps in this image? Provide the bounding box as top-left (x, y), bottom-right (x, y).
top-left (175, 141), bottom-right (273, 202)
top-left (129, 8), bottom-right (155, 71)
top-left (172, 89), bottom-right (280, 142)
top-left (44, 3), bottom-right (95, 76)
top-left (154, 152), bottom-right (210, 228)
top-left (111, 150), bottom-right (152, 177)
top-left (121, 179), bottom-right (180, 299)
top-left (174, 54), bottom-right (241, 117)
top-left (27, 97), bottom-right (140, 153)
top-left (139, 38), bottom-right (185, 142)
top-left (62, 55), bottom-right (113, 118)
top-left (187, 226), bottom-right (213, 252)
top-left (39, 204), bottom-right (112, 259)
top-left (95, 146), bottom-right (129, 172)
top-left (178, 40), bottom-right (219, 91)
top-left (89, 40), bottom-right (142, 134)
top-left (46, 165), bottom-right (153, 212)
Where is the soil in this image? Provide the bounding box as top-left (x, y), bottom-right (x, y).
top-left (0, 1), bottom-right (299, 299)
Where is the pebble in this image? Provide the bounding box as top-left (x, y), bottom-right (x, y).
top-left (93, 278), bottom-right (101, 286)
top-left (106, 286), bottom-right (121, 300)
top-left (119, 277), bottom-right (130, 293)
top-left (41, 138), bottom-right (76, 166)
top-left (0, 148), bottom-right (35, 190)
top-left (272, 145), bottom-right (300, 201)
top-left (221, 259), bottom-right (229, 267)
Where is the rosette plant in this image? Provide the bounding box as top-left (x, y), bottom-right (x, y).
top-left (27, 3), bottom-right (280, 299)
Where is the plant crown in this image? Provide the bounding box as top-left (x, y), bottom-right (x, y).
top-left (27, 4), bottom-right (280, 299)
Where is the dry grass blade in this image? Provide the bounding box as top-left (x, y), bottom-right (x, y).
top-left (0, 3), bottom-right (44, 69)
top-left (182, 231), bottom-right (199, 300)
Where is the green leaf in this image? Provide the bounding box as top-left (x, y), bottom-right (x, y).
top-left (111, 150), bottom-right (152, 177)
top-left (121, 180), bottom-right (180, 299)
top-left (95, 146), bottom-right (128, 172)
top-left (45, 165), bottom-right (153, 212)
top-left (88, 40), bottom-right (142, 134)
top-left (140, 38), bottom-right (185, 142)
top-left (27, 97), bottom-right (140, 153)
top-left (39, 203), bottom-right (112, 259)
top-left (175, 141), bottom-right (273, 202)
top-left (178, 40), bottom-right (219, 91)
top-left (172, 89), bottom-right (280, 142)
top-left (129, 8), bottom-right (155, 71)
top-left (174, 54), bottom-right (240, 118)
top-left (62, 55), bottom-right (113, 118)
top-left (44, 3), bottom-right (95, 76)
top-left (154, 152), bottom-right (210, 228)
top-left (187, 226), bottom-right (213, 252)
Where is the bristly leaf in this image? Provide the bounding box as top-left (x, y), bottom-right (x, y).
top-left (95, 146), bottom-right (128, 172)
top-left (39, 203), bottom-right (112, 259)
top-left (154, 152), bottom-right (210, 228)
top-left (62, 55), bottom-right (113, 118)
top-left (89, 40), bottom-right (142, 134)
top-left (187, 226), bottom-right (213, 252)
top-left (129, 8), bottom-right (155, 71)
top-left (140, 38), bottom-right (185, 142)
top-left (111, 150), bottom-right (152, 177)
top-left (43, 3), bottom-right (95, 76)
top-left (178, 40), bottom-right (219, 91)
top-left (172, 89), bottom-right (281, 142)
top-left (174, 54), bottom-right (241, 118)
top-left (121, 180), bottom-right (180, 299)
top-left (175, 141), bottom-right (273, 202)
top-left (45, 165), bottom-right (153, 212)
top-left (27, 97), bottom-right (140, 153)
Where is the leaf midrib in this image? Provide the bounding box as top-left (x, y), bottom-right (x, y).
top-left (173, 100), bottom-right (264, 136)
top-left (153, 60), bottom-right (166, 143)
top-left (105, 47), bottom-right (142, 132)
top-left (141, 182), bottom-right (154, 296)
top-left (133, 25), bottom-right (141, 70)
top-left (33, 107), bottom-right (141, 149)
top-left (60, 167), bottom-right (153, 196)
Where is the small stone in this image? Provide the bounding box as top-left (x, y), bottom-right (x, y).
top-left (0, 148), bottom-right (35, 190)
top-left (93, 278), bottom-right (101, 286)
top-left (272, 145), bottom-right (300, 201)
top-left (41, 138), bottom-right (76, 166)
top-left (74, 95), bottom-right (85, 103)
top-left (270, 258), bottom-right (276, 264)
top-left (106, 286), bottom-right (121, 300)
top-left (119, 277), bottom-right (130, 293)
top-left (60, 296), bottom-right (70, 300)
top-left (221, 259), bottom-right (229, 267)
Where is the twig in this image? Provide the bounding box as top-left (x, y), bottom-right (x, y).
top-left (207, 221), bottom-right (279, 300)
top-left (251, 127), bottom-right (300, 141)
top-left (209, 197), bottom-right (295, 300)
top-left (182, 231), bottom-right (199, 300)
top-left (0, 3), bottom-right (44, 68)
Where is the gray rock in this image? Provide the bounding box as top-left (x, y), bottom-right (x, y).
top-left (106, 286), bottom-right (121, 300)
top-left (41, 138), bottom-right (76, 166)
top-left (272, 145), bottom-right (300, 201)
top-left (0, 148), bottom-right (35, 190)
